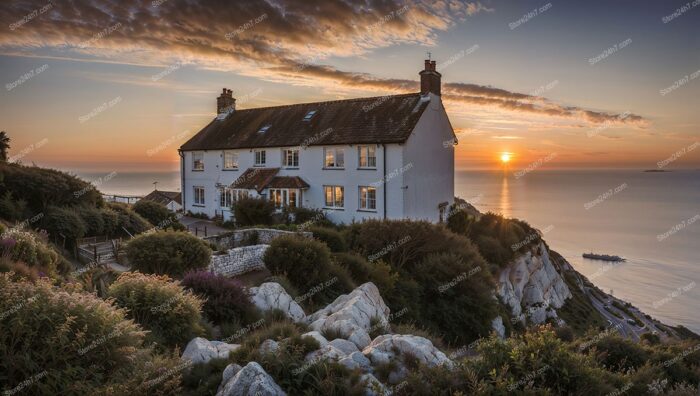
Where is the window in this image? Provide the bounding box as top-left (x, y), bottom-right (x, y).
top-left (358, 186), bottom-right (376, 210)
top-left (283, 148), bottom-right (299, 168)
top-left (358, 145), bottom-right (376, 168)
top-left (324, 186), bottom-right (344, 208)
top-left (303, 110), bottom-right (317, 121)
top-left (324, 147), bottom-right (344, 168)
top-left (193, 186), bottom-right (205, 205)
top-left (219, 188), bottom-right (233, 208)
top-left (258, 124), bottom-right (271, 133)
top-left (192, 152), bottom-right (204, 171)
top-left (233, 189), bottom-right (249, 201)
top-left (254, 150), bottom-right (266, 166)
top-left (269, 189), bottom-right (298, 208)
top-left (223, 151), bottom-right (238, 170)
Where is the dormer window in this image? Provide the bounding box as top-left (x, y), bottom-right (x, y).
top-left (258, 124), bottom-right (271, 133)
top-left (303, 110), bottom-right (317, 121)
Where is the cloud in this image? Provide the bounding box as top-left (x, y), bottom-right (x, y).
top-left (0, 0), bottom-right (646, 126)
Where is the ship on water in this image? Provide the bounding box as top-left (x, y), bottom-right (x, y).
top-left (582, 253), bottom-right (626, 262)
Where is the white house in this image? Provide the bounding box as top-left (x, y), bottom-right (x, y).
top-left (179, 59), bottom-right (456, 224)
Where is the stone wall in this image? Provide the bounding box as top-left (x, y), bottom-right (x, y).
top-left (208, 244), bottom-right (270, 277)
top-left (204, 228), bottom-right (312, 250)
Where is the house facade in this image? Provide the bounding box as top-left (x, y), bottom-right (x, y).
top-left (179, 60), bottom-right (456, 224)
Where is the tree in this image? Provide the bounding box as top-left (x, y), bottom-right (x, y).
top-left (0, 131), bottom-right (9, 162)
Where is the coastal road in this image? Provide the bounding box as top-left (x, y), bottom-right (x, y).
top-left (584, 286), bottom-right (641, 342)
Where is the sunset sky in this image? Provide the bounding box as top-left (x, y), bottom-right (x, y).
top-left (0, 0), bottom-right (698, 172)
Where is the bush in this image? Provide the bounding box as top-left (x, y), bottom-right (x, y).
top-left (41, 206), bottom-right (87, 247)
top-left (133, 200), bottom-right (185, 231)
top-left (75, 264), bottom-right (120, 298)
top-left (0, 273), bottom-right (183, 395)
top-left (310, 226), bottom-right (347, 252)
top-left (585, 334), bottom-right (649, 371)
top-left (0, 228), bottom-right (65, 277)
top-left (182, 270), bottom-right (259, 325)
top-left (107, 202), bottom-right (153, 236)
top-left (285, 206), bottom-right (331, 227)
top-left (77, 205), bottom-right (105, 236)
top-left (333, 252), bottom-right (397, 293)
top-left (125, 231), bottom-right (212, 277)
top-left (233, 197), bottom-right (275, 226)
top-left (0, 191), bottom-right (27, 221)
top-left (264, 235), bottom-right (353, 309)
top-left (107, 272), bottom-right (206, 348)
top-left (100, 207), bottom-right (120, 236)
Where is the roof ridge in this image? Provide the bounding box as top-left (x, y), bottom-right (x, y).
top-left (233, 92), bottom-right (421, 113)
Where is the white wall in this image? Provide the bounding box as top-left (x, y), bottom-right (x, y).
top-left (401, 93), bottom-right (455, 222)
top-left (181, 143), bottom-right (400, 224)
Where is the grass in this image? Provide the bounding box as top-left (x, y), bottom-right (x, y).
top-left (556, 271), bottom-right (608, 335)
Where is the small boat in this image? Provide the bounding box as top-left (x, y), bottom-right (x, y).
top-left (582, 253), bottom-right (626, 262)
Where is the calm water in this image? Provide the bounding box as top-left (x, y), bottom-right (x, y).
top-left (456, 169), bottom-right (700, 334)
top-left (79, 169), bottom-right (700, 333)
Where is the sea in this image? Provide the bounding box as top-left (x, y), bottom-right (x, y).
top-left (78, 169), bottom-right (700, 334)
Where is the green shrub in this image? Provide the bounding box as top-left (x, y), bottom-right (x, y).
top-left (333, 252), bottom-right (397, 294)
top-left (180, 358), bottom-right (230, 396)
top-left (107, 272), bottom-right (206, 348)
top-left (310, 226), bottom-right (347, 252)
top-left (41, 206), bottom-right (87, 247)
top-left (264, 235), bottom-right (353, 309)
top-left (0, 162), bottom-right (103, 213)
top-left (75, 264), bottom-right (120, 298)
top-left (100, 207), bottom-right (120, 236)
top-left (584, 334), bottom-right (649, 371)
top-left (107, 202), bottom-right (153, 236)
top-left (0, 273), bottom-right (183, 395)
top-left (0, 191), bottom-right (27, 221)
top-left (133, 200), bottom-right (185, 231)
top-left (233, 197), bottom-right (275, 226)
top-left (641, 332), bottom-right (661, 345)
top-left (125, 231), bottom-right (212, 277)
top-left (77, 205), bottom-right (105, 236)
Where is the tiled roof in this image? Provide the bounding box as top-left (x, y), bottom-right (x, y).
top-left (230, 168), bottom-right (280, 192)
top-left (267, 176), bottom-right (310, 189)
top-left (180, 93), bottom-right (430, 150)
top-left (141, 190), bottom-right (182, 205)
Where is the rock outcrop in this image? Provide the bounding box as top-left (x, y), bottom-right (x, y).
top-left (491, 316), bottom-right (506, 339)
top-left (362, 334), bottom-right (454, 370)
top-left (216, 362), bottom-right (286, 396)
top-left (497, 241), bottom-right (572, 324)
top-left (306, 282), bottom-right (390, 349)
top-left (181, 337), bottom-right (240, 365)
top-left (248, 282), bottom-right (306, 322)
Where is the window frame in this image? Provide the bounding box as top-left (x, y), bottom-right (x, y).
top-left (323, 147), bottom-right (345, 169)
top-left (269, 188), bottom-right (298, 209)
top-left (254, 149), bottom-right (266, 166)
top-left (283, 148), bottom-right (300, 168)
top-left (323, 185), bottom-right (344, 209)
top-left (358, 186), bottom-right (377, 211)
top-left (358, 145), bottom-right (377, 169)
top-left (223, 150), bottom-right (238, 170)
top-left (193, 186), bottom-right (205, 206)
top-left (192, 151), bottom-right (204, 171)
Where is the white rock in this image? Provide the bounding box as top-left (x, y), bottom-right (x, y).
top-left (217, 364), bottom-right (242, 394)
top-left (497, 242), bottom-right (572, 325)
top-left (216, 362), bottom-right (286, 396)
top-left (306, 283), bottom-right (390, 349)
top-left (361, 373), bottom-right (389, 396)
top-left (362, 334), bottom-right (453, 369)
top-left (304, 344), bottom-right (347, 363)
top-left (491, 316), bottom-right (506, 339)
top-left (248, 282), bottom-right (306, 322)
top-left (258, 339), bottom-right (280, 355)
top-left (181, 337), bottom-right (240, 365)
top-left (329, 338), bottom-right (359, 355)
top-left (301, 331), bottom-right (329, 348)
top-left (339, 351), bottom-right (372, 371)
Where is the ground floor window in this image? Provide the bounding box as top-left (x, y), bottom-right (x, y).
top-left (194, 186), bottom-right (205, 205)
top-left (358, 186), bottom-right (376, 210)
top-left (220, 188), bottom-right (250, 208)
top-left (324, 185), bottom-right (344, 208)
top-left (269, 188), bottom-right (299, 208)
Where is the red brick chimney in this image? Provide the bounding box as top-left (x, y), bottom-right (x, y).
top-left (217, 88), bottom-right (235, 114)
top-left (419, 59), bottom-right (441, 96)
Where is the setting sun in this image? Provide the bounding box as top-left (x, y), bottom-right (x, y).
top-left (500, 152), bottom-right (511, 163)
